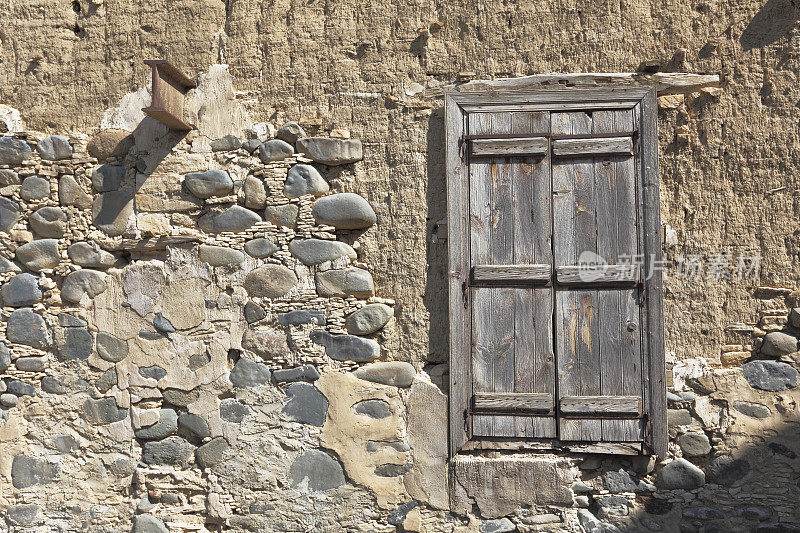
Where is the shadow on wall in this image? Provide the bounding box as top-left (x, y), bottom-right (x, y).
top-left (740, 0), bottom-right (800, 51)
top-left (424, 107), bottom-right (449, 365)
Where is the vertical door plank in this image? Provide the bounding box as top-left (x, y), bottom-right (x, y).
top-left (530, 111), bottom-right (557, 438)
top-left (552, 112), bottom-right (579, 441)
top-left (511, 111), bottom-right (536, 437)
top-left (614, 108), bottom-right (645, 441)
top-left (594, 110), bottom-right (625, 441)
top-left (445, 95), bottom-right (470, 455)
top-left (488, 112), bottom-right (516, 436)
top-left (469, 113), bottom-right (494, 437)
top-left (572, 110), bottom-right (601, 442)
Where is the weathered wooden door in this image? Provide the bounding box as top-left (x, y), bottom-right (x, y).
top-left (446, 88), bottom-right (665, 456)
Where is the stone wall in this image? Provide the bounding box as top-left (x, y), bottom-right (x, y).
top-left (2, 0), bottom-right (800, 531)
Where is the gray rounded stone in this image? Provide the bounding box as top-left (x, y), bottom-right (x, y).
top-left (289, 449), bottom-right (345, 492)
top-left (54, 434), bottom-right (80, 453)
top-left (7, 308), bottom-right (50, 348)
top-left (178, 412), bottom-right (211, 439)
top-left (312, 193), bottom-right (376, 229)
top-left (284, 164), bottom-right (329, 198)
top-left (243, 301), bottom-right (266, 323)
top-left (135, 408), bottom-right (178, 440)
top-left (15, 356), bottom-right (45, 371)
top-left (668, 408), bottom-right (692, 426)
top-left (733, 400), bottom-right (771, 418)
top-left (139, 365), bottom-right (167, 381)
top-left (790, 308), bottom-right (800, 328)
top-left (743, 360), bottom-right (799, 391)
top-left (29, 206), bottom-right (67, 237)
top-left (91, 164), bottom-right (126, 192)
top-left (0, 342), bottom-right (11, 371)
top-left (258, 139), bottom-right (294, 163)
top-left (273, 364), bottom-right (320, 383)
top-left (1, 393), bottom-right (18, 406)
top-left (132, 514), bottom-right (169, 533)
top-left (352, 361), bottom-right (415, 387)
top-left (243, 175), bottom-right (267, 209)
top-left (61, 269), bottom-right (108, 303)
top-left (276, 122), bottom-right (306, 145)
top-left (141, 436), bottom-right (195, 466)
top-left (277, 309), bottom-right (326, 326)
top-left (20, 176), bottom-right (51, 200)
top-left (15, 239), bottom-right (60, 272)
top-left (0, 137), bottom-right (32, 165)
top-left (95, 368), bottom-right (117, 393)
top-left (219, 398), bottom-right (250, 423)
top-left (1, 273), bottom-right (42, 306)
top-left (480, 518), bottom-right (516, 533)
top-left (210, 135), bottom-right (242, 152)
top-left (264, 204), bottom-right (299, 228)
top-left (58, 174), bottom-right (92, 209)
top-left (230, 357), bottom-right (271, 388)
top-left (707, 455), bottom-right (750, 485)
top-left (678, 432), bottom-right (711, 456)
top-left (283, 382), bottom-right (329, 426)
top-left (346, 303), bottom-right (393, 335)
top-left (198, 205), bottom-right (261, 233)
top-left (655, 458), bottom-right (705, 490)
top-left (57, 326), bottom-right (92, 361)
top-left (86, 129), bottom-right (134, 161)
top-left (309, 330), bottom-right (379, 362)
top-left (40, 376), bottom-right (66, 394)
top-left (242, 138), bottom-right (262, 153)
top-left (11, 455), bottom-right (57, 489)
top-left (353, 399), bottom-right (391, 419)
top-left (0, 197), bottom-right (21, 232)
top-left (0, 169), bottom-right (19, 186)
top-left (244, 238), bottom-right (278, 258)
top-left (0, 255), bottom-right (21, 273)
top-left (195, 436), bottom-right (230, 468)
top-left (242, 327), bottom-right (289, 359)
top-left (96, 332), bottom-right (128, 362)
top-left (244, 264), bottom-right (298, 298)
top-left (184, 169), bottom-right (233, 199)
top-left (296, 137), bottom-right (363, 166)
top-left (93, 191), bottom-right (133, 236)
top-left (36, 135), bottom-right (72, 160)
top-left (760, 331), bottom-right (799, 356)
top-left (82, 397), bottom-right (127, 425)
top-left (7, 380), bottom-right (34, 396)
top-left (67, 242), bottom-right (116, 269)
top-left (6, 503), bottom-right (39, 526)
top-left (289, 238), bottom-right (356, 265)
top-left (316, 267), bottom-right (374, 298)
top-left (198, 244), bottom-right (245, 266)
top-left (153, 313), bottom-right (176, 334)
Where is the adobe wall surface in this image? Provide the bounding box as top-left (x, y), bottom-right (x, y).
top-left (0, 0), bottom-right (799, 532)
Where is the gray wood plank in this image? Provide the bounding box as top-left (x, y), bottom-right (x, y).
top-left (510, 111), bottom-right (537, 438)
top-left (592, 110), bottom-right (627, 442)
top-left (472, 264), bottom-right (551, 283)
top-left (468, 111), bottom-right (494, 438)
top-left (640, 91), bottom-right (667, 456)
top-left (571, 110), bottom-right (602, 442)
top-left (471, 136), bottom-right (548, 156)
top-left (552, 111), bottom-right (580, 442)
top-left (555, 264), bottom-right (639, 285)
top-left (473, 392), bottom-right (553, 412)
top-left (445, 94), bottom-right (470, 456)
top-left (463, 101), bottom-right (636, 113)
top-left (552, 136), bottom-right (633, 157)
top-left (613, 108), bottom-right (645, 441)
top-left (450, 87), bottom-right (649, 107)
top-left (487, 111), bottom-right (516, 437)
top-left (560, 396), bottom-right (641, 416)
top-left (529, 111), bottom-right (557, 439)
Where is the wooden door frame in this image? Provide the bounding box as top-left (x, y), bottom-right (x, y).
top-left (445, 86), bottom-right (665, 458)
